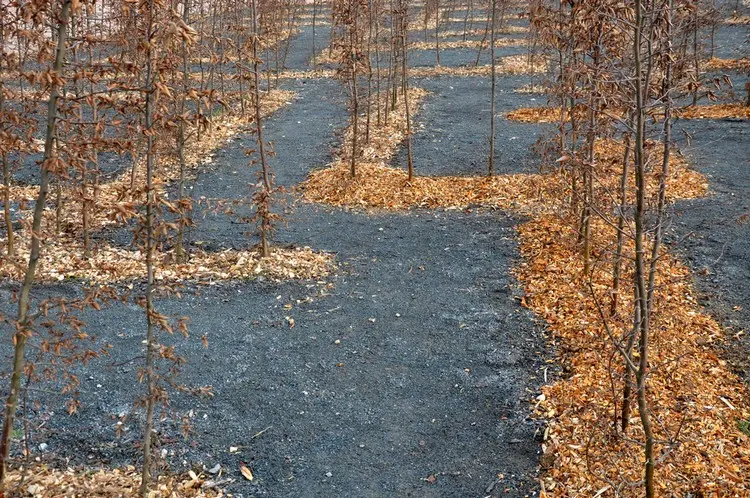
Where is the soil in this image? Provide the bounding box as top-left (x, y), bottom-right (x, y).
top-left (393, 74), bottom-right (552, 177)
top-left (670, 115), bottom-right (750, 381)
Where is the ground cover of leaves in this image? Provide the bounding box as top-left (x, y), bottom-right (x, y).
top-left (5, 90), bottom-right (295, 211)
top-left (521, 215), bottom-right (750, 496)
top-left (703, 57), bottom-right (750, 71)
top-left (4, 465), bottom-right (225, 497)
top-left (0, 240), bottom-right (334, 284)
top-left (506, 103), bottom-right (750, 123)
top-left (1, 89), bottom-right (336, 285)
top-left (677, 103), bottom-right (750, 120)
top-left (303, 78), bottom-right (750, 495)
top-left (311, 44), bottom-right (544, 75)
top-left (724, 15), bottom-right (750, 24)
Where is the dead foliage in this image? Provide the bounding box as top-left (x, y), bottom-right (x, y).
top-left (409, 55), bottom-right (548, 78)
top-left (0, 238), bottom-right (334, 284)
top-left (506, 103), bottom-right (750, 123)
top-left (409, 38), bottom-right (525, 50)
top-left (5, 464), bottom-right (226, 497)
top-left (4, 90), bottom-right (295, 212)
top-left (514, 83), bottom-right (550, 94)
top-left (724, 15), bottom-right (750, 24)
top-left (677, 103), bottom-right (750, 120)
top-left (278, 69), bottom-right (336, 79)
top-left (505, 106), bottom-right (568, 123)
top-left (703, 57), bottom-right (750, 71)
top-left (519, 214), bottom-right (750, 496)
top-left (305, 161), bottom-right (563, 212)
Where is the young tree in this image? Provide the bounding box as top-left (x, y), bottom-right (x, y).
top-left (398, 0), bottom-right (414, 181)
top-left (488, 0), bottom-right (497, 176)
top-left (139, 0), bottom-right (159, 492)
top-left (251, 0), bottom-right (274, 257)
top-left (0, 0), bottom-right (74, 487)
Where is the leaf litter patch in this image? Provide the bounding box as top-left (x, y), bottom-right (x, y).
top-left (4, 464), bottom-right (225, 497)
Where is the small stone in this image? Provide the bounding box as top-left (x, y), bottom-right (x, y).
top-left (325, 472), bottom-right (333, 478)
top-left (208, 464), bottom-right (221, 474)
top-left (38, 443), bottom-right (48, 451)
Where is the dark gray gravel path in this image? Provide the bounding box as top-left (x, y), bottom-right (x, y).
top-left (394, 74), bottom-right (551, 177)
top-left (669, 116), bottom-right (750, 380)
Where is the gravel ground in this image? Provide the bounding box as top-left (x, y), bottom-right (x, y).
top-left (393, 74), bottom-right (552, 177)
top-left (669, 116), bottom-right (750, 381)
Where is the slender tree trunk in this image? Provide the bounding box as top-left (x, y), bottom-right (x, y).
top-left (0, 20), bottom-right (14, 258)
top-left (401, 1), bottom-right (413, 181)
top-left (632, 0), bottom-right (655, 494)
top-left (375, 7), bottom-right (382, 127)
top-left (691, 6), bottom-right (699, 106)
top-left (462, 0), bottom-right (471, 41)
top-left (366, 1), bottom-right (373, 143)
top-left (312, 0), bottom-right (318, 65)
top-left (0, 0), bottom-right (72, 488)
top-left (252, 0), bottom-right (271, 257)
top-left (646, 0), bottom-right (673, 336)
top-left (611, 124), bottom-right (632, 318)
top-left (139, 0), bottom-right (157, 493)
top-left (474, 1), bottom-right (492, 66)
top-left (488, 0), bottom-right (496, 176)
top-left (434, 0), bottom-right (440, 65)
top-left (350, 11), bottom-right (359, 178)
top-left (2, 154), bottom-right (13, 257)
top-left (175, 0), bottom-right (191, 263)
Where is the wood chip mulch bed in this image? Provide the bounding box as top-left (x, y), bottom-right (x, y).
top-left (506, 103), bottom-right (750, 123)
top-left (5, 464), bottom-right (227, 497)
top-left (0, 240), bottom-right (334, 284)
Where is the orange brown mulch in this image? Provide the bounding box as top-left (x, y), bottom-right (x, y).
top-left (677, 103), bottom-right (750, 120)
top-left (506, 103), bottom-right (750, 123)
top-left (303, 140), bottom-right (705, 214)
top-left (704, 57), bottom-right (750, 71)
top-left (0, 88), bottom-right (338, 285)
top-left (0, 238), bottom-right (334, 284)
top-left (409, 38), bottom-right (526, 50)
top-left (724, 15), bottom-right (750, 24)
top-left (5, 464), bottom-right (227, 497)
top-left (437, 25), bottom-right (530, 37)
top-left (514, 83), bottom-right (550, 94)
top-left (4, 89), bottom-right (296, 212)
top-left (409, 55), bottom-right (548, 78)
top-left (520, 214), bottom-right (750, 496)
top-left (304, 161), bottom-right (563, 212)
top-left (279, 69), bottom-right (336, 79)
top-left (505, 106), bottom-right (563, 123)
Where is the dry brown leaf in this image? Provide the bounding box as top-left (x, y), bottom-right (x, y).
top-left (240, 464), bottom-right (254, 481)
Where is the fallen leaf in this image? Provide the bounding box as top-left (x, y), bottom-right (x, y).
top-left (240, 464), bottom-right (254, 481)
